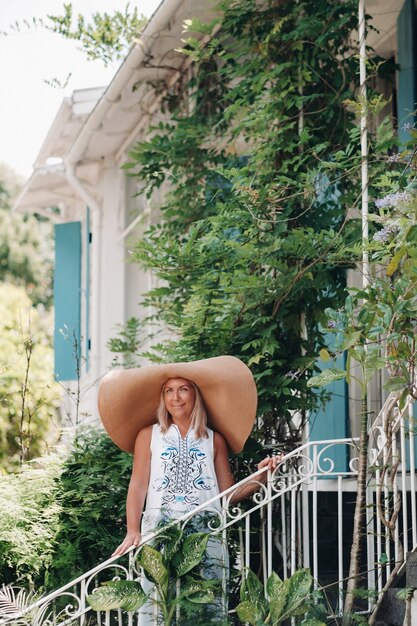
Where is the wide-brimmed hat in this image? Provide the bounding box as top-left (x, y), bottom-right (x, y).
top-left (98, 355), bottom-right (257, 454)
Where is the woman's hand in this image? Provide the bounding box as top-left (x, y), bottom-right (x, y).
top-left (112, 531), bottom-right (141, 557)
top-left (257, 453), bottom-right (284, 483)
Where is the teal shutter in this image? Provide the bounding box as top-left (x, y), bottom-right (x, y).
top-left (309, 335), bottom-right (349, 474)
top-left (85, 207), bottom-right (91, 372)
top-left (397, 0), bottom-right (417, 146)
top-left (54, 222), bottom-right (82, 381)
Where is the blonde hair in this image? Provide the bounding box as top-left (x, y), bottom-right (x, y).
top-left (156, 380), bottom-right (208, 439)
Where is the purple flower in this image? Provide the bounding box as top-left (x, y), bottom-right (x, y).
top-left (387, 153), bottom-right (401, 163)
top-left (286, 370), bottom-right (300, 380)
top-left (327, 320), bottom-right (338, 329)
top-left (375, 191), bottom-right (410, 209)
top-left (373, 224), bottom-right (399, 243)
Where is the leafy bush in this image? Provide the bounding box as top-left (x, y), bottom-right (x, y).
top-left (0, 455), bottom-right (62, 586)
top-left (46, 428), bottom-right (132, 590)
top-left (0, 283), bottom-right (60, 471)
top-left (0, 429), bottom-right (132, 592)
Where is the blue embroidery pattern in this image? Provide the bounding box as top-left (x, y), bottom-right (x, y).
top-left (154, 427), bottom-right (216, 511)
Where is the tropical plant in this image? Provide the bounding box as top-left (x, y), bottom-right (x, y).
top-left (0, 584), bottom-right (43, 625)
top-left (87, 524), bottom-right (225, 626)
top-left (236, 567), bottom-right (326, 626)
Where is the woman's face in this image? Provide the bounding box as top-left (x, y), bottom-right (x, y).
top-left (163, 377), bottom-right (196, 421)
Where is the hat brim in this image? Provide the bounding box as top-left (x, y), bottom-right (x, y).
top-left (98, 356), bottom-right (257, 454)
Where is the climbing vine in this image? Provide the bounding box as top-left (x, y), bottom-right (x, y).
top-left (119, 0), bottom-right (393, 447)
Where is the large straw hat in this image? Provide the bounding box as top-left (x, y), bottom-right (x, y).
top-left (98, 355), bottom-right (257, 454)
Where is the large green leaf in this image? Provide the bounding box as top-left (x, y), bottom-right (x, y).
top-left (236, 600), bottom-right (265, 626)
top-left (340, 330), bottom-right (362, 351)
top-left (307, 369), bottom-right (346, 388)
top-left (266, 571), bottom-right (282, 597)
top-left (87, 580), bottom-right (147, 612)
top-left (284, 569), bottom-right (313, 617)
top-left (172, 532), bottom-right (209, 577)
top-left (139, 544), bottom-right (168, 588)
top-left (156, 525), bottom-right (183, 561)
top-left (267, 572), bottom-right (287, 624)
top-left (384, 375), bottom-right (409, 392)
top-left (240, 570), bottom-right (268, 615)
top-left (181, 577), bottom-right (220, 604)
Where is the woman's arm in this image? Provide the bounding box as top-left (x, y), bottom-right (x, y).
top-left (112, 425), bottom-right (152, 556)
top-left (214, 432), bottom-right (280, 504)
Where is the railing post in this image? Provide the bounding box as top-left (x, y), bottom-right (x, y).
top-left (80, 579), bottom-right (86, 626)
top-left (337, 475), bottom-right (344, 615)
top-left (267, 467), bottom-right (273, 579)
top-left (312, 443), bottom-right (318, 587)
top-left (221, 493), bottom-right (228, 618)
top-left (409, 402), bottom-right (417, 548)
top-left (290, 473), bottom-right (296, 577)
top-left (366, 478), bottom-right (376, 613)
top-left (400, 414), bottom-right (408, 557)
top-left (301, 478), bottom-right (310, 570)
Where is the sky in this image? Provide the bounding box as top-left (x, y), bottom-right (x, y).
top-left (0, 0), bottom-right (161, 178)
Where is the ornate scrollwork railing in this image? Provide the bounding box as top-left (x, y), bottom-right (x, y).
top-left (3, 424), bottom-right (417, 625)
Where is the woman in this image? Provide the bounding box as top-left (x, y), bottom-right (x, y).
top-left (111, 375), bottom-right (279, 555)
top-left (98, 356), bottom-right (280, 623)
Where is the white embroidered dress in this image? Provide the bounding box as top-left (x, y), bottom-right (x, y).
top-left (141, 423), bottom-right (221, 535)
top-left (138, 424), bottom-right (226, 625)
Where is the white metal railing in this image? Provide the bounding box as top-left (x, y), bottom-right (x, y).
top-left (367, 392), bottom-right (417, 604)
top-left (1, 397), bottom-right (416, 625)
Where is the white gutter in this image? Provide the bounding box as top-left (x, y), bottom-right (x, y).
top-left (12, 163), bottom-right (67, 222)
top-left (65, 0), bottom-right (187, 166)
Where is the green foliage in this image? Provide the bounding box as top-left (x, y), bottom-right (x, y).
top-left (5, 3), bottom-right (147, 67)
top-left (396, 586), bottom-right (414, 601)
top-left (306, 133), bottom-right (417, 616)
top-left (0, 283), bottom-right (60, 471)
top-left (0, 455), bottom-right (62, 586)
top-left (87, 580), bottom-right (147, 612)
top-left (309, 165), bottom-right (417, 403)
top-left (0, 209), bottom-right (53, 307)
top-left (236, 568), bottom-right (326, 626)
top-left (0, 163), bottom-right (53, 308)
top-left (46, 429), bottom-right (133, 590)
top-left (87, 525), bottom-right (223, 626)
top-left (107, 316), bottom-right (145, 367)
top-left (113, 0), bottom-right (388, 447)
top-left (0, 429), bottom-right (132, 592)
top-left (171, 532), bottom-right (209, 576)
